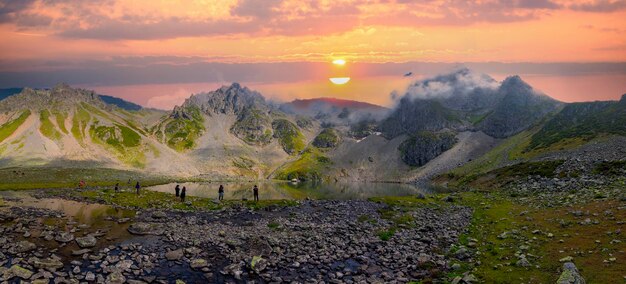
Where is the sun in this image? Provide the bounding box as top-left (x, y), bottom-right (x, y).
top-left (329, 77), bottom-right (350, 85)
top-left (332, 59), bottom-right (346, 65)
top-left (330, 59), bottom-right (349, 84)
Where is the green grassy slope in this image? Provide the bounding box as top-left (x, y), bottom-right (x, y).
top-left (527, 100), bottom-right (626, 151)
top-left (90, 122), bottom-right (145, 168)
top-left (53, 111), bottom-right (69, 134)
top-left (272, 119), bottom-right (305, 154)
top-left (161, 106), bottom-right (204, 152)
top-left (39, 109), bottom-right (63, 140)
top-left (274, 147), bottom-right (333, 181)
top-left (72, 106), bottom-right (91, 144)
top-left (0, 110), bottom-right (31, 143)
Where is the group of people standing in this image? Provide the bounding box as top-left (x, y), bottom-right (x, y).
top-left (110, 181), bottom-right (261, 202)
top-left (173, 184), bottom-right (260, 202)
top-left (113, 180), bottom-right (142, 195)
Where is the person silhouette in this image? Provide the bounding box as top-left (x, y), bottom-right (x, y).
top-left (218, 185), bottom-right (224, 201)
top-left (253, 185), bottom-right (259, 202)
top-left (180, 186), bottom-right (186, 202)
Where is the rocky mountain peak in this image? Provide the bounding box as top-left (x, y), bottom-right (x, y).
top-left (51, 82), bottom-right (72, 92)
top-left (498, 75), bottom-right (558, 104)
top-left (182, 83), bottom-right (267, 116)
top-left (500, 75), bottom-right (532, 95)
top-left (0, 84), bottom-right (101, 112)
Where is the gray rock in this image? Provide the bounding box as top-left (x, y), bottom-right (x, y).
top-left (75, 235), bottom-right (97, 248)
top-left (151, 211), bottom-right (167, 219)
top-left (165, 249), bottom-right (183, 261)
top-left (33, 258), bottom-right (64, 270)
top-left (557, 262), bottom-right (585, 284)
top-left (106, 271), bottom-right (126, 284)
top-left (516, 257), bottom-right (531, 267)
top-left (190, 259), bottom-right (208, 269)
top-left (117, 218), bottom-right (131, 224)
top-left (55, 232), bottom-right (74, 243)
top-left (9, 265), bottom-right (33, 279)
top-left (9, 240), bottom-right (36, 254)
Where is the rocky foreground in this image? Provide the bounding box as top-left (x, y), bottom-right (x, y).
top-left (0, 195), bottom-right (472, 283)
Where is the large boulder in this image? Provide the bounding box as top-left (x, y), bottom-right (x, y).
top-left (190, 259), bottom-right (208, 269)
top-left (32, 258), bottom-right (64, 270)
top-left (398, 131), bottom-right (458, 167)
top-left (8, 240), bottom-right (36, 254)
top-left (165, 249), bottom-right (184, 261)
top-left (557, 262), bottom-right (585, 284)
top-left (7, 265), bottom-right (33, 280)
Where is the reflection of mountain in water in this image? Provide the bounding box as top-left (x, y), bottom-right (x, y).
top-left (145, 182), bottom-right (428, 200)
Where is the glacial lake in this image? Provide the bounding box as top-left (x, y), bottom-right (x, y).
top-left (145, 181), bottom-right (430, 200)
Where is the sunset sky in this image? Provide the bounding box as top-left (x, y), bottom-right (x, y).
top-left (1, 0), bottom-right (625, 109)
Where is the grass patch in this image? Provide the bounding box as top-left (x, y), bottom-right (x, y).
top-left (274, 147), bottom-right (332, 181)
top-left (0, 167), bottom-right (171, 190)
top-left (53, 111), bottom-right (69, 134)
top-left (369, 194), bottom-right (446, 208)
top-left (71, 106), bottom-right (91, 144)
top-left (377, 228), bottom-right (396, 241)
top-left (491, 160), bottom-right (564, 179)
top-left (90, 122), bottom-right (145, 168)
top-left (444, 160), bottom-right (564, 189)
top-left (272, 119), bottom-right (305, 155)
top-left (50, 188), bottom-right (299, 212)
top-left (0, 110), bottom-right (31, 143)
top-left (267, 221), bottom-right (280, 229)
top-left (454, 190), bottom-right (626, 283)
top-left (312, 128), bottom-right (339, 148)
top-left (232, 156), bottom-right (259, 177)
top-left (448, 129), bottom-right (534, 180)
top-left (527, 100), bottom-right (626, 151)
top-left (592, 161), bottom-right (626, 176)
top-left (81, 102), bottom-right (112, 120)
top-left (163, 106), bottom-right (204, 152)
top-left (39, 109), bottom-right (62, 140)
top-left (468, 111), bottom-right (491, 125)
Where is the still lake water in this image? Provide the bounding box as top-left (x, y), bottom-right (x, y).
top-left (145, 181), bottom-right (430, 200)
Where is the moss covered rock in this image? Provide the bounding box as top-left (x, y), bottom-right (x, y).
top-left (163, 105), bottom-right (204, 151)
top-left (275, 148), bottom-right (331, 181)
top-left (312, 128), bottom-right (339, 148)
top-left (399, 131), bottom-right (457, 167)
top-left (231, 108), bottom-right (273, 146)
top-left (272, 119), bottom-right (305, 154)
